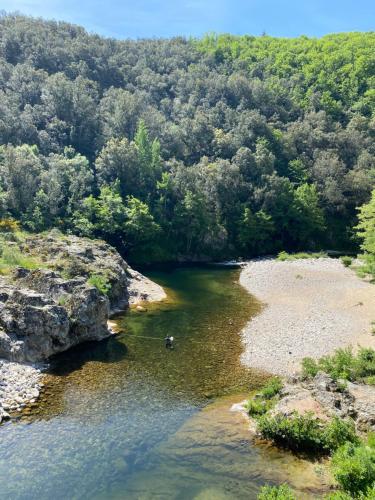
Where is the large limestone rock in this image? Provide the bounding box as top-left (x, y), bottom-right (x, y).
top-left (0, 273), bottom-right (109, 362)
top-left (0, 232), bottom-right (166, 362)
top-left (19, 233), bottom-right (166, 310)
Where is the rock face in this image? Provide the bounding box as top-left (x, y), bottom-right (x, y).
top-left (0, 271), bottom-right (109, 362)
top-left (0, 232), bottom-right (166, 363)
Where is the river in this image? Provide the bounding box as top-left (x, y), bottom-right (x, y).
top-left (0, 267), bottom-right (330, 499)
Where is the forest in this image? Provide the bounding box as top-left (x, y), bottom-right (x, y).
top-left (0, 13), bottom-right (374, 262)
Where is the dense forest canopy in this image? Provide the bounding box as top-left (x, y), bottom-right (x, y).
top-left (0, 13), bottom-right (374, 262)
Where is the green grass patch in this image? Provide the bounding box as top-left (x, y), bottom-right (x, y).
top-left (0, 244), bottom-right (42, 274)
top-left (277, 251), bottom-right (327, 261)
top-left (87, 273), bottom-right (111, 296)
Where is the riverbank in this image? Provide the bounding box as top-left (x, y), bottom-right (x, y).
top-left (0, 360), bottom-right (43, 422)
top-left (240, 258), bottom-right (375, 376)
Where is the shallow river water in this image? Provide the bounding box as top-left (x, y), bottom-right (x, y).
top-left (0, 267), bottom-right (330, 499)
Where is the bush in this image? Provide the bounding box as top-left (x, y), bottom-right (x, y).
top-left (364, 376), bottom-right (375, 386)
top-left (354, 349), bottom-right (375, 380)
top-left (257, 413), bottom-right (358, 453)
top-left (331, 442), bottom-right (375, 495)
top-left (87, 274), bottom-right (111, 296)
top-left (245, 398), bottom-right (270, 416)
top-left (301, 357), bottom-right (319, 378)
top-left (301, 347), bottom-right (375, 383)
top-left (260, 377), bottom-right (283, 399)
top-left (277, 251), bottom-right (326, 261)
top-left (0, 219), bottom-right (20, 233)
top-left (258, 484), bottom-right (296, 499)
top-left (323, 417), bottom-right (359, 452)
top-left (319, 348), bottom-right (356, 381)
top-left (341, 256), bottom-right (353, 267)
top-left (326, 487), bottom-right (375, 499)
top-left (245, 377), bottom-right (283, 416)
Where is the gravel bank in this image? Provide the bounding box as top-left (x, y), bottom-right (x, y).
top-left (0, 360), bottom-right (44, 423)
top-left (240, 258), bottom-right (375, 376)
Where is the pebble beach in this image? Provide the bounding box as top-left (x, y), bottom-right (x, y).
top-left (240, 258), bottom-right (375, 376)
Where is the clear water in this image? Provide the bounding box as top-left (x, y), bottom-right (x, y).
top-left (0, 267), bottom-right (330, 499)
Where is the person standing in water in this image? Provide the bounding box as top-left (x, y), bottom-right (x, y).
top-left (165, 335), bottom-right (174, 349)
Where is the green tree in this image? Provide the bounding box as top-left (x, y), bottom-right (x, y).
top-left (356, 189), bottom-right (375, 277)
top-left (238, 208), bottom-right (275, 255)
top-left (293, 183), bottom-right (325, 246)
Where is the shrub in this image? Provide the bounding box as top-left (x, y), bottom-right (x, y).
top-left (258, 484), bottom-right (296, 499)
top-left (0, 219), bottom-right (20, 233)
top-left (326, 487), bottom-right (375, 499)
top-left (341, 256), bottom-right (353, 267)
top-left (245, 398), bottom-right (270, 416)
top-left (301, 347), bottom-right (375, 383)
top-left (260, 377), bottom-right (283, 399)
top-left (354, 348), bottom-right (375, 380)
top-left (257, 412), bottom-right (324, 452)
top-left (323, 417), bottom-right (359, 451)
top-left (245, 377), bottom-right (283, 416)
top-left (87, 274), bottom-right (111, 296)
top-left (257, 413), bottom-right (358, 453)
top-left (331, 442), bottom-right (375, 495)
top-left (301, 357), bottom-right (319, 378)
top-left (319, 347), bottom-right (356, 381)
top-left (277, 251), bottom-right (326, 261)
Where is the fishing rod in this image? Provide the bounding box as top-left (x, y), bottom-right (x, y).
top-left (120, 333), bottom-right (208, 344)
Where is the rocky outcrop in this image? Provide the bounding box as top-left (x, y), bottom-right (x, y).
top-left (126, 267), bottom-right (167, 305)
top-left (19, 232), bottom-right (166, 310)
top-left (0, 271), bottom-right (109, 362)
top-left (272, 372), bottom-right (375, 432)
top-left (0, 232), bottom-right (166, 363)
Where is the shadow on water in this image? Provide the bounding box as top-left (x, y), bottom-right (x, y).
top-left (48, 337), bottom-right (128, 377)
top-left (0, 266), bottom-right (332, 500)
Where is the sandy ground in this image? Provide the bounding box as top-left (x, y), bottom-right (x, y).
top-left (239, 258), bottom-right (375, 376)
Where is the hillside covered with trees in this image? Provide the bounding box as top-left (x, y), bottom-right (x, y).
top-left (0, 13), bottom-right (374, 262)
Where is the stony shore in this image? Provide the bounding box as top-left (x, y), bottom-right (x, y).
top-left (0, 360), bottom-right (44, 422)
top-left (240, 258), bottom-right (375, 376)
